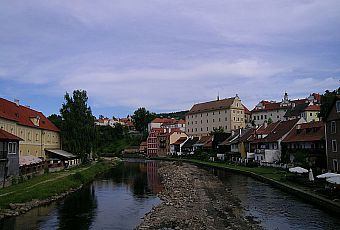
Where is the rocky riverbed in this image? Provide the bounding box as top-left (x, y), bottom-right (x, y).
top-left (137, 161), bottom-right (262, 230)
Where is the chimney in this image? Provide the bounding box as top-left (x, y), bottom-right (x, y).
top-left (14, 99), bottom-right (19, 106)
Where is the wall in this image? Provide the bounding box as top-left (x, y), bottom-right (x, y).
top-left (0, 118), bottom-right (60, 158)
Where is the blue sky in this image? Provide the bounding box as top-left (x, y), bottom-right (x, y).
top-left (0, 0), bottom-right (339, 118)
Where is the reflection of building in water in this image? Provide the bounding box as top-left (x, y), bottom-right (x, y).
top-left (146, 161), bottom-right (162, 193)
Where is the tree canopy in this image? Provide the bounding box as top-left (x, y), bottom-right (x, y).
top-left (60, 90), bottom-right (96, 161)
top-left (47, 114), bottom-right (62, 129)
top-left (320, 87), bottom-right (340, 118)
top-left (132, 107), bottom-right (155, 133)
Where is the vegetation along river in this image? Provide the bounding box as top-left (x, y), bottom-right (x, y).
top-left (1, 159), bottom-right (340, 229)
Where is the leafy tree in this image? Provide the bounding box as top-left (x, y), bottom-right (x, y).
top-left (132, 107), bottom-right (155, 133)
top-left (210, 126), bottom-right (224, 135)
top-left (267, 117), bottom-right (273, 124)
top-left (60, 90), bottom-right (96, 162)
top-left (320, 87), bottom-right (340, 118)
top-left (47, 114), bottom-right (63, 129)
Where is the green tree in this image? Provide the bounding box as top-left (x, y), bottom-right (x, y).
top-left (267, 117), bottom-right (273, 124)
top-left (210, 126), bottom-right (224, 135)
top-left (47, 114), bottom-right (63, 129)
top-left (320, 87), bottom-right (340, 118)
top-left (60, 90), bottom-right (96, 162)
top-left (132, 107), bottom-right (155, 133)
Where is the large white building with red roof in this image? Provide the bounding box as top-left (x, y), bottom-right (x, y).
top-left (0, 98), bottom-right (60, 158)
top-left (252, 92), bottom-right (321, 126)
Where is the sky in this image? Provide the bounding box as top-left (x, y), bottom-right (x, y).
top-left (0, 0), bottom-right (339, 118)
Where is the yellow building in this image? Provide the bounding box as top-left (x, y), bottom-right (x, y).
top-left (301, 105), bottom-right (320, 122)
top-left (0, 98), bottom-right (60, 158)
top-left (186, 95), bottom-right (246, 137)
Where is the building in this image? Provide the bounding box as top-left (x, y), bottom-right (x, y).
top-left (0, 98), bottom-right (60, 158)
top-left (251, 118), bottom-right (304, 163)
top-left (170, 137), bottom-right (188, 156)
top-left (147, 128), bottom-right (167, 157)
top-left (325, 96), bottom-right (340, 172)
top-left (139, 141), bottom-right (147, 153)
top-left (148, 118), bottom-right (185, 133)
top-left (157, 129), bottom-right (187, 157)
top-left (185, 95), bottom-right (245, 137)
top-left (0, 129), bottom-right (21, 185)
top-left (282, 121), bottom-right (326, 169)
top-left (181, 137), bottom-right (199, 154)
top-left (252, 92), bottom-right (320, 126)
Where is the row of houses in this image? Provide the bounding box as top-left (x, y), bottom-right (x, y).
top-left (144, 92), bottom-right (339, 173)
top-left (95, 116), bottom-right (135, 130)
top-left (0, 97), bottom-right (80, 185)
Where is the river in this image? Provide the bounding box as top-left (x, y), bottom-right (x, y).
top-left (1, 160), bottom-right (340, 230)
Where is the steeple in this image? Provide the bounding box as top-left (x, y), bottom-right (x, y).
top-left (217, 92), bottom-right (220, 101)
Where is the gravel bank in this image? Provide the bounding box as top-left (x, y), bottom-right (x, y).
top-left (137, 162), bottom-right (261, 230)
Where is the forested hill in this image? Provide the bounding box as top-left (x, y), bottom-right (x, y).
top-left (156, 110), bottom-right (188, 120)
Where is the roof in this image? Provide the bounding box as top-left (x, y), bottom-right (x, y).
top-left (45, 149), bottom-right (78, 159)
top-left (0, 98), bottom-right (59, 132)
top-left (282, 121), bottom-right (324, 143)
top-left (151, 118), bottom-right (176, 123)
top-left (304, 104), bottom-right (320, 111)
top-left (219, 132), bottom-right (240, 146)
top-left (253, 119), bottom-right (300, 143)
top-left (243, 104), bottom-right (251, 115)
top-left (0, 129), bottom-right (22, 141)
top-left (19, 155), bottom-right (43, 166)
top-left (139, 141), bottom-right (147, 146)
top-left (252, 100), bottom-right (290, 112)
top-left (186, 97), bottom-right (236, 115)
top-left (182, 137), bottom-right (199, 148)
top-left (172, 137), bottom-right (187, 145)
top-left (239, 128), bottom-right (255, 142)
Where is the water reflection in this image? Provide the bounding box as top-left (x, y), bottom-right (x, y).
top-left (209, 168), bottom-right (340, 230)
top-left (0, 160), bottom-right (162, 230)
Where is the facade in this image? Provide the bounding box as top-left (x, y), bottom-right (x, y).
top-left (170, 137), bottom-right (188, 156)
top-left (0, 129), bottom-right (21, 184)
top-left (282, 121), bottom-right (326, 169)
top-left (0, 98), bottom-right (60, 158)
top-left (301, 105), bottom-right (320, 122)
top-left (148, 118), bottom-right (185, 133)
top-left (325, 96), bottom-right (340, 172)
top-left (186, 95), bottom-right (245, 137)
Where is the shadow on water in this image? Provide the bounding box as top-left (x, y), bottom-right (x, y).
top-left (206, 167), bottom-right (340, 230)
top-left (0, 160), bottom-right (162, 230)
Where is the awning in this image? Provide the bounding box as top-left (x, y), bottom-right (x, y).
top-left (19, 155), bottom-right (43, 166)
top-left (45, 149), bottom-right (78, 159)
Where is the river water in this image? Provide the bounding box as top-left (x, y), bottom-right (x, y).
top-left (1, 160), bottom-right (340, 230)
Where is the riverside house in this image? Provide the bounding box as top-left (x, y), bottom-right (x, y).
top-left (282, 121), bottom-right (326, 169)
top-left (0, 129), bottom-right (21, 185)
top-left (0, 98), bottom-right (60, 158)
top-left (325, 96), bottom-right (340, 172)
top-left (251, 118), bottom-right (304, 163)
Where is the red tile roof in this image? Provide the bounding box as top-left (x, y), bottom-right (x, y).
top-left (252, 101), bottom-right (290, 112)
top-left (151, 118), bottom-right (175, 123)
top-left (252, 119), bottom-right (300, 143)
top-left (282, 121), bottom-right (324, 143)
top-left (187, 97), bottom-right (236, 115)
top-left (172, 137), bottom-right (187, 145)
top-left (0, 98), bottom-right (59, 132)
top-left (0, 129), bottom-right (22, 141)
top-left (243, 104), bottom-right (251, 115)
top-left (304, 104), bottom-right (320, 111)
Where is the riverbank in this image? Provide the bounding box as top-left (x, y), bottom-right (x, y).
top-left (0, 160), bottom-right (113, 219)
top-left (137, 161), bottom-right (262, 230)
top-left (159, 158), bottom-right (340, 214)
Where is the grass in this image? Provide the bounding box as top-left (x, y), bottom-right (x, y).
top-left (0, 161), bottom-right (111, 209)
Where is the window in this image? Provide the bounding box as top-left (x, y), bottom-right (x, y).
top-left (261, 115), bottom-right (263, 120)
top-left (200, 114), bottom-right (202, 117)
top-left (207, 120), bottom-right (209, 123)
top-left (36, 133), bottom-right (39, 141)
top-left (213, 119), bottom-right (215, 122)
top-left (331, 121), bottom-right (336, 133)
top-left (201, 128), bottom-right (203, 131)
top-left (195, 128), bottom-right (197, 132)
top-left (200, 120), bottom-right (202, 124)
top-left (253, 116), bottom-right (256, 120)
top-left (206, 127), bottom-right (209, 131)
top-left (264, 115), bottom-right (267, 119)
top-left (332, 140), bottom-right (338, 152)
top-left (225, 117), bottom-right (227, 121)
top-left (8, 142), bottom-right (16, 154)
top-left (219, 118), bottom-right (221, 122)
top-left (213, 112), bottom-right (214, 115)
top-left (225, 126), bottom-right (227, 130)
top-left (219, 111), bottom-right (220, 114)
top-left (333, 159), bottom-right (339, 172)
top-left (310, 113), bottom-right (312, 116)
top-left (336, 101), bottom-right (340, 112)
top-left (195, 121), bottom-right (197, 124)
